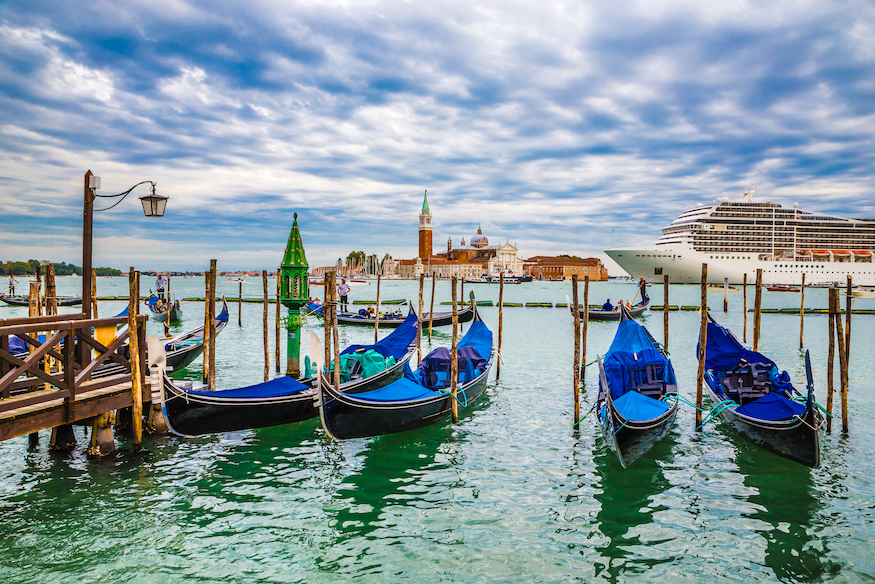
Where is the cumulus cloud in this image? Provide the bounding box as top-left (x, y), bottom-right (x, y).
top-left (0, 0), bottom-right (874, 271)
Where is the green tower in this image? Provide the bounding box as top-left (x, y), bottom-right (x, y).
top-left (279, 213), bottom-right (309, 377)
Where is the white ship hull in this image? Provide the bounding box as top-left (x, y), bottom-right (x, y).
top-left (606, 245), bottom-right (875, 286)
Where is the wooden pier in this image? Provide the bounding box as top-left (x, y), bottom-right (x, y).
top-left (0, 311), bottom-right (149, 444)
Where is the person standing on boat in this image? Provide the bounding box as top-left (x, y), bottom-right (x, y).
top-left (337, 278), bottom-right (351, 312)
top-left (638, 277), bottom-right (649, 302)
top-left (156, 274), bottom-right (167, 300)
top-left (8, 275), bottom-right (18, 295)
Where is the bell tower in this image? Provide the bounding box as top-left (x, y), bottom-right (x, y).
top-left (418, 190), bottom-right (433, 259)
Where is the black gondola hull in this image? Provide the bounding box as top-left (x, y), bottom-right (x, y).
top-left (574, 300), bottom-right (650, 321)
top-left (320, 354), bottom-right (493, 440)
top-left (705, 380), bottom-right (822, 468)
top-left (600, 398), bottom-right (678, 468)
top-left (162, 350), bottom-right (413, 436)
top-left (0, 294), bottom-right (82, 307)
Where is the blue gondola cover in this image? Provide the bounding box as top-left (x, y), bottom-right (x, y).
top-left (603, 321), bottom-right (676, 400)
top-left (735, 392), bottom-right (806, 421)
top-left (186, 376), bottom-right (310, 399)
top-left (701, 321), bottom-right (775, 371)
top-left (340, 310), bottom-right (418, 360)
top-left (612, 390), bottom-right (671, 421)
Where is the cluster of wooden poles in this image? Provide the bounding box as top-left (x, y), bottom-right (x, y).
top-left (571, 267), bottom-right (852, 433)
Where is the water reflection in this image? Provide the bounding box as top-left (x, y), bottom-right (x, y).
top-left (592, 440), bottom-right (673, 582)
top-left (735, 448), bottom-right (842, 582)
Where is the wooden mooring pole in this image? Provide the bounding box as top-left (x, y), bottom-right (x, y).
top-left (826, 290), bottom-right (836, 433)
top-left (572, 275), bottom-right (581, 425)
top-left (275, 272), bottom-right (281, 374)
top-left (91, 269), bottom-right (98, 319)
top-left (28, 281), bottom-right (41, 448)
top-left (496, 274), bottom-right (504, 381)
top-left (695, 263), bottom-right (708, 430)
top-left (263, 270), bottom-right (269, 382)
top-left (129, 269), bottom-right (143, 450)
top-left (833, 287), bottom-right (849, 434)
top-left (450, 276), bottom-right (459, 424)
top-left (799, 273), bottom-right (806, 349)
top-left (203, 260), bottom-right (217, 390)
top-left (238, 281), bottom-right (243, 326)
top-left (742, 273), bottom-right (748, 343)
top-left (332, 273), bottom-right (341, 394)
top-left (374, 273), bottom-right (381, 342)
top-left (663, 274), bottom-right (669, 350)
top-left (845, 275), bottom-right (852, 362)
top-left (753, 269), bottom-right (763, 352)
top-left (324, 271), bottom-right (334, 382)
top-left (417, 274), bottom-right (424, 364)
top-left (428, 274), bottom-right (436, 341)
top-left (581, 275), bottom-right (589, 388)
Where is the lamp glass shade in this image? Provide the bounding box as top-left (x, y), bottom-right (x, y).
top-left (139, 193), bottom-right (168, 217)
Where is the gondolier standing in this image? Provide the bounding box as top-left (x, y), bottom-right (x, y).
top-left (337, 278), bottom-right (351, 313)
top-left (638, 277), bottom-right (649, 302)
top-left (8, 275), bottom-right (18, 295)
top-left (156, 273), bottom-right (167, 300)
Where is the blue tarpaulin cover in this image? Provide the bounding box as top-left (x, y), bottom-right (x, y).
top-left (216, 304), bottom-right (229, 322)
top-left (186, 376), bottom-right (309, 399)
top-left (340, 310), bottom-right (418, 360)
top-left (351, 374), bottom-right (443, 402)
top-left (307, 302), bottom-right (323, 315)
top-left (9, 335), bottom-right (28, 354)
top-left (613, 390), bottom-right (671, 421)
top-left (700, 320), bottom-right (775, 372)
top-left (735, 392), bottom-right (806, 421)
top-left (602, 321), bottom-right (676, 400)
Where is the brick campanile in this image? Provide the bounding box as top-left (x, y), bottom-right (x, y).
top-left (418, 191), bottom-right (432, 259)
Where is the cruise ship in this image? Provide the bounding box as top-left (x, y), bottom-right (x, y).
top-left (606, 191), bottom-right (875, 285)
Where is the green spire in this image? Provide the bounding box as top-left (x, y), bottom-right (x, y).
top-left (282, 213), bottom-right (308, 268)
top-left (422, 190), bottom-right (429, 213)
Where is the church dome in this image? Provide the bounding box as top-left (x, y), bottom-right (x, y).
top-left (469, 225), bottom-right (488, 248)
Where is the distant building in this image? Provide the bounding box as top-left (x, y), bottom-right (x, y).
top-left (389, 193), bottom-right (525, 278)
top-left (524, 256), bottom-right (608, 281)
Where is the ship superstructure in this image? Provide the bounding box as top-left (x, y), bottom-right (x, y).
top-left (606, 191), bottom-right (875, 285)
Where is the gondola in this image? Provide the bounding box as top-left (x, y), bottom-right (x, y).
top-left (146, 292), bottom-right (183, 323)
top-left (0, 294), bottom-right (82, 307)
top-left (309, 300), bottom-right (476, 328)
top-left (569, 298), bottom-right (650, 321)
top-left (161, 308), bottom-right (420, 436)
top-left (317, 308), bottom-right (494, 440)
top-left (596, 304), bottom-right (679, 468)
top-left (92, 301), bottom-right (231, 379)
top-left (700, 313), bottom-right (823, 468)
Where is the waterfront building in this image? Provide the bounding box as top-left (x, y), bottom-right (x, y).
top-left (523, 256), bottom-right (608, 281)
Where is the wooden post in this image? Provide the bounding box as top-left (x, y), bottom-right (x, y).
top-left (450, 276), bottom-right (459, 423)
top-left (324, 271), bottom-right (333, 381)
top-left (83, 170), bottom-right (94, 320)
top-left (581, 275), bottom-right (589, 388)
top-left (417, 274), bottom-right (424, 364)
top-left (45, 264), bottom-right (57, 318)
top-left (834, 288), bottom-right (849, 434)
top-left (128, 269), bottom-right (143, 450)
top-left (275, 271), bottom-right (281, 374)
top-left (332, 274), bottom-right (341, 393)
top-left (826, 289), bottom-right (836, 433)
top-left (203, 260), bottom-right (217, 390)
top-left (91, 269), bottom-right (98, 318)
top-left (723, 277), bottom-right (729, 313)
top-left (374, 273), bottom-right (381, 342)
top-left (28, 281), bottom-right (41, 448)
top-left (496, 274), bottom-right (504, 381)
top-left (238, 281), bottom-right (243, 326)
top-left (695, 263), bottom-right (708, 430)
top-left (753, 269), bottom-right (763, 351)
top-left (799, 273), bottom-right (806, 349)
top-left (845, 275), bottom-right (852, 363)
top-left (742, 273), bottom-right (748, 343)
top-left (572, 275), bottom-right (581, 425)
top-left (659, 274), bottom-right (668, 350)
top-left (428, 274), bottom-right (436, 341)
top-left (263, 270), bottom-right (269, 382)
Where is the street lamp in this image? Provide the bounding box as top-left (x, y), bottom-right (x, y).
top-left (83, 170), bottom-right (168, 319)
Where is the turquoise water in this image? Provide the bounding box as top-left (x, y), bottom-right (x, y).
top-left (0, 276), bottom-right (872, 583)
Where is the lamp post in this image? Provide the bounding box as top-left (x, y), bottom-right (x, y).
top-left (279, 213), bottom-right (309, 377)
top-left (82, 170), bottom-right (167, 318)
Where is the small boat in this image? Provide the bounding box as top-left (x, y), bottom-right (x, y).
top-left (805, 281), bottom-right (839, 288)
top-left (317, 309), bottom-right (494, 439)
top-left (707, 285), bottom-right (738, 292)
top-left (700, 314), bottom-right (823, 467)
top-left (850, 287), bottom-right (875, 298)
top-left (596, 304), bottom-right (679, 468)
top-left (226, 277), bottom-right (248, 284)
top-left (766, 285), bottom-right (801, 292)
top-left (146, 293), bottom-right (183, 323)
top-left (309, 300), bottom-right (477, 328)
top-left (161, 308), bottom-right (420, 436)
top-left (570, 298), bottom-right (650, 321)
top-left (486, 275), bottom-right (522, 284)
top-left (0, 294), bottom-right (82, 307)
top-left (464, 277), bottom-right (490, 284)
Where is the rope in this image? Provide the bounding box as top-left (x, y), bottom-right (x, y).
top-left (580, 358), bottom-right (598, 370)
top-left (696, 399), bottom-right (738, 430)
top-left (437, 385), bottom-right (468, 408)
top-left (573, 402), bottom-right (598, 427)
top-left (662, 392), bottom-right (704, 411)
top-left (612, 418), bottom-right (629, 435)
top-left (793, 395), bottom-right (834, 418)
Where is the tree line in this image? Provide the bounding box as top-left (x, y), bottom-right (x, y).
top-left (0, 260), bottom-right (122, 277)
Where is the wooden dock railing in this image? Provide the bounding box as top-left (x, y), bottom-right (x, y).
top-left (0, 312), bottom-right (148, 442)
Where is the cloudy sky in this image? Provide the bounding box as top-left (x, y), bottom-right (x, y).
top-left (1, 0), bottom-right (873, 273)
